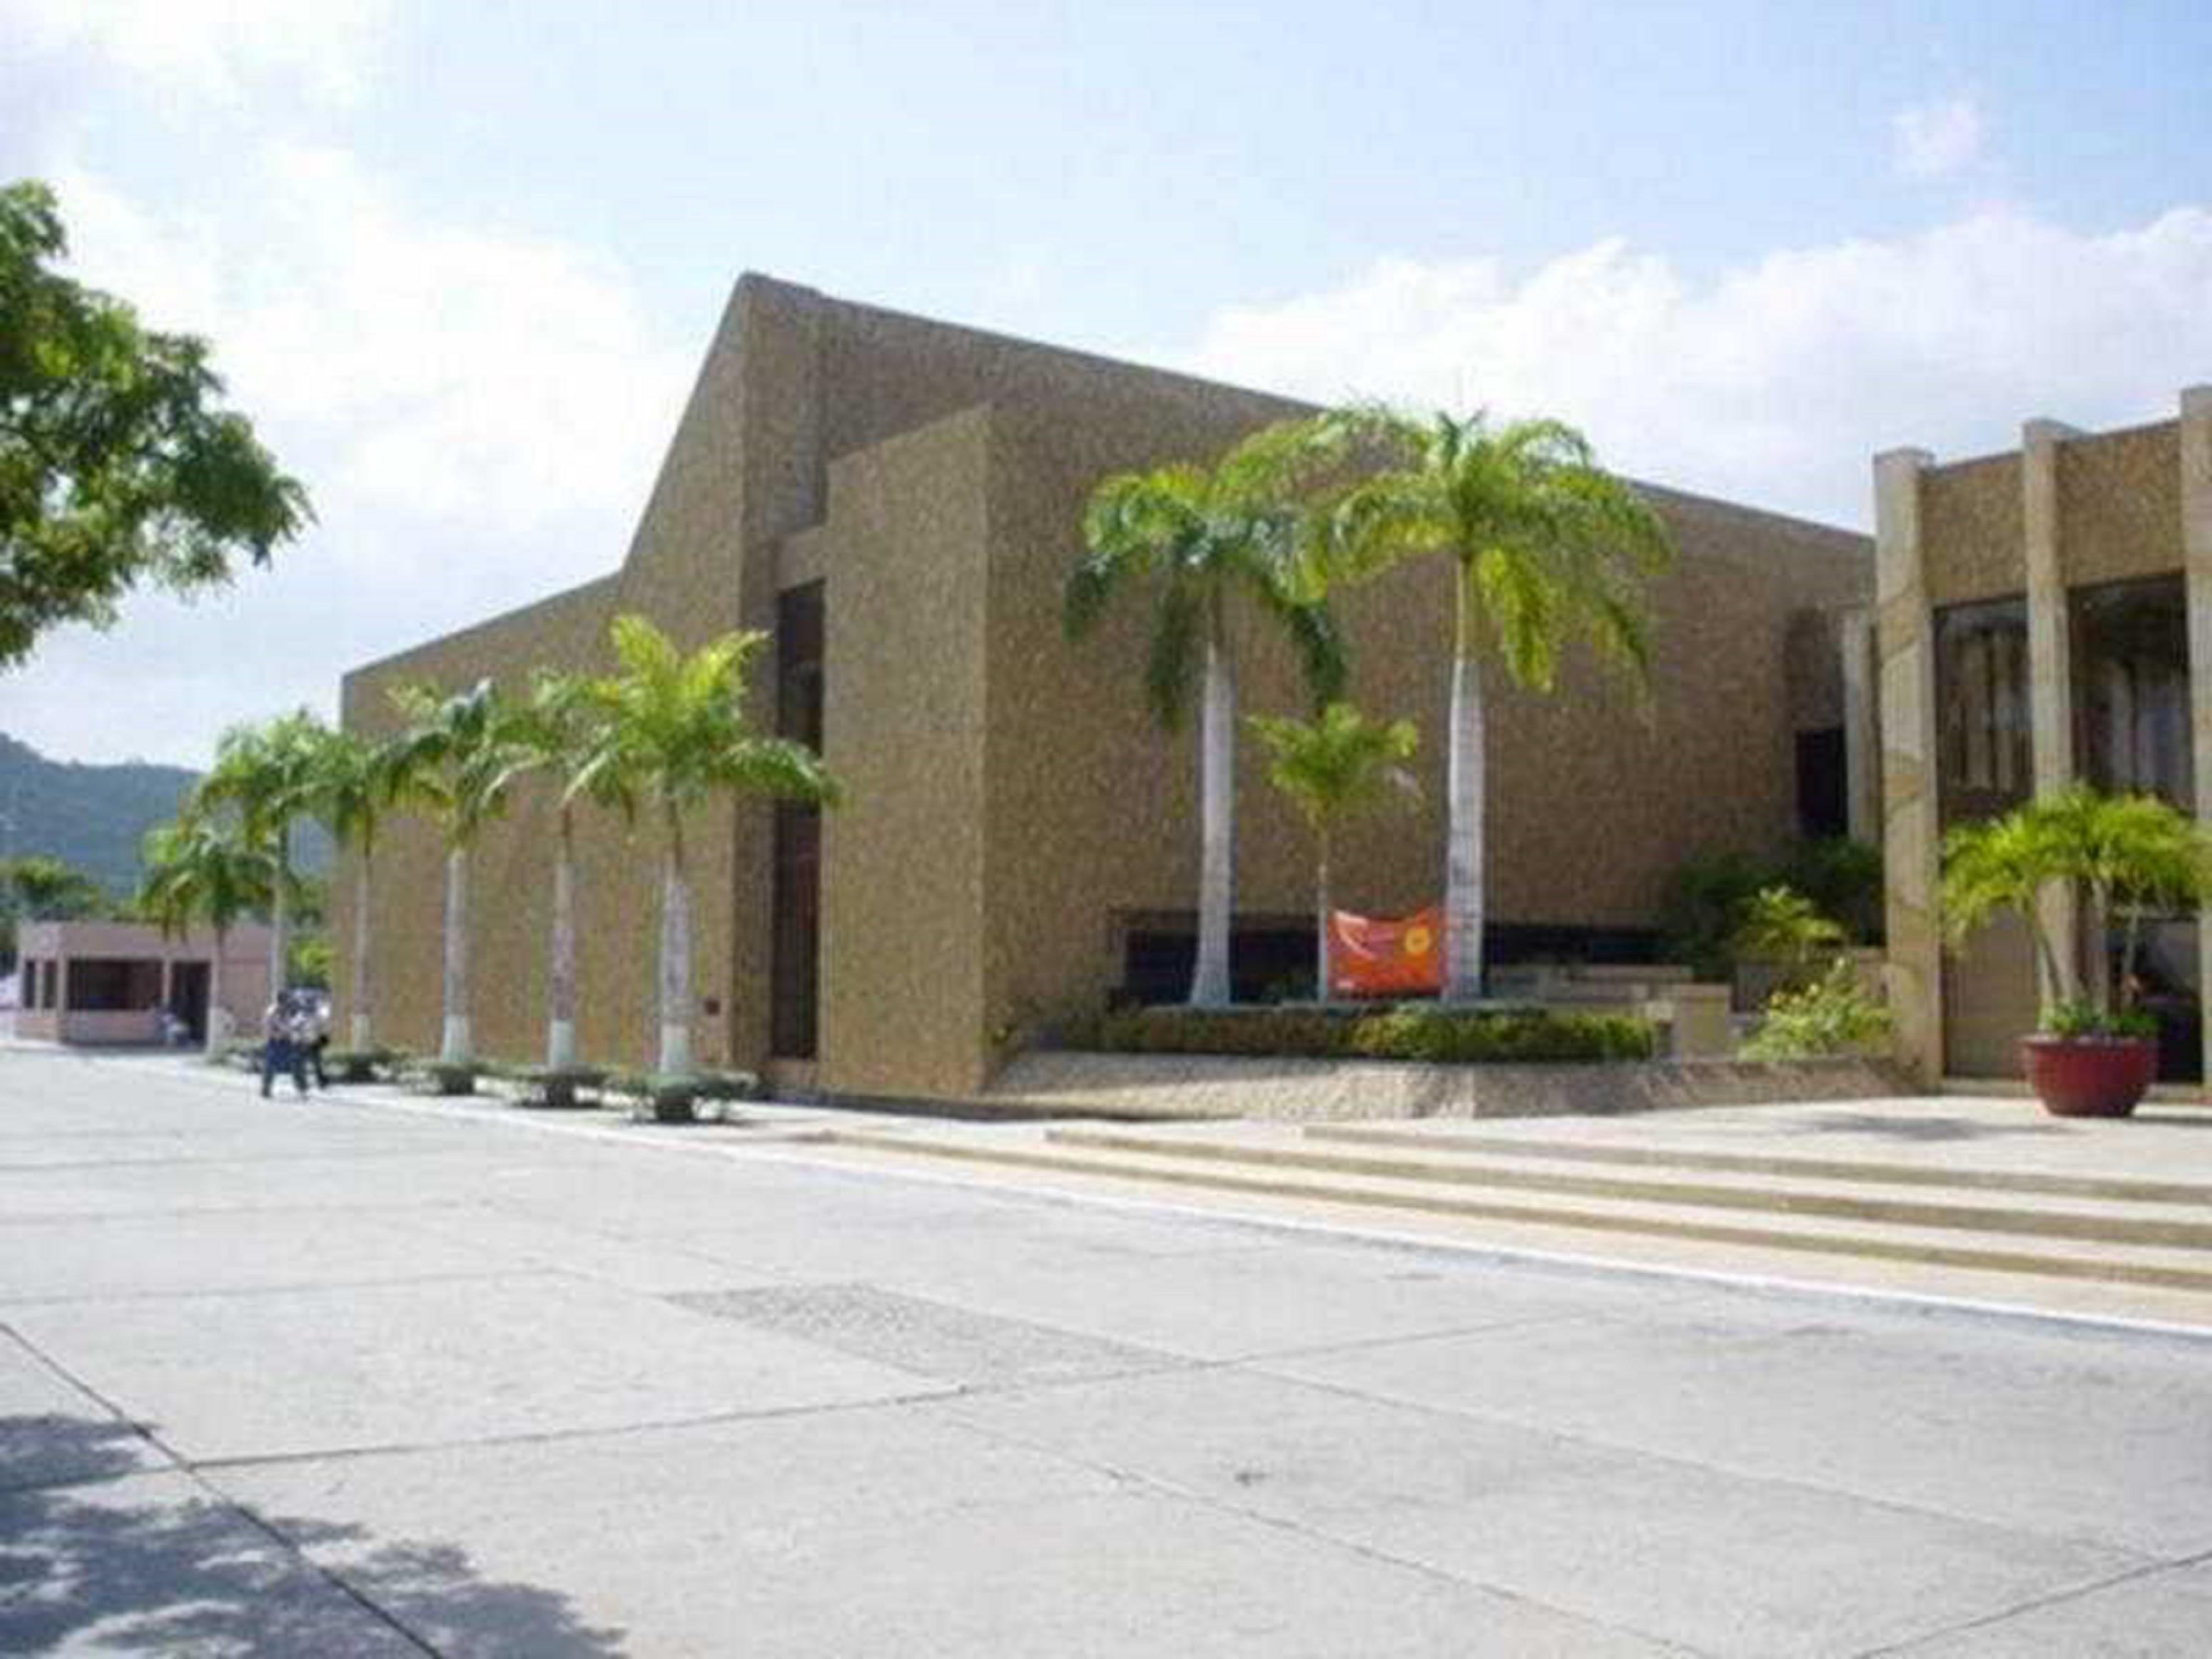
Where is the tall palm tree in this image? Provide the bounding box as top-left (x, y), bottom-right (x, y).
top-left (1247, 702), bottom-right (1420, 997)
top-left (1065, 418), bottom-right (1347, 1008)
top-left (507, 669), bottom-right (615, 1070)
top-left (1316, 410), bottom-right (1670, 1003)
top-left (138, 816), bottom-right (273, 1054)
top-left (387, 679), bottom-right (527, 1064)
top-left (308, 726), bottom-right (419, 1052)
top-left (575, 614), bottom-right (839, 1077)
top-left (196, 709), bottom-right (327, 1005)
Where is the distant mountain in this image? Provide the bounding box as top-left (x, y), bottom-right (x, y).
top-left (0, 734), bottom-right (330, 901)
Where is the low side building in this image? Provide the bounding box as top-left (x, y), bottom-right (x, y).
top-left (14, 920), bottom-right (273, 1047)
top-left (339, 275), bottom-right (1870, 1100)
top-left (1877, 390), bottom-right (2212, 1084)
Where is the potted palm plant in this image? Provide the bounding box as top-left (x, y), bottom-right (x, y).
top-left (1939, 786), bottom-right (2211, 1117)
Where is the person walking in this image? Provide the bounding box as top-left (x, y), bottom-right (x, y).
top-left (260, 992), bottom-right (308, 1099)
top-left (303, 993), bottom-right (330, 1090)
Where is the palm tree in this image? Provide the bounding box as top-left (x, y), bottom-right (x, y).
top-left (1066, 418), bottom-right (1348, 1008)
top-left (138, 816), bottom-right (273, 1054)
top-left (196, 709), bottom-right (328, 1005)
top-left (1314, 409), bottom-right (1670, 1003)
top-left (3, 854), bottom-right (105, 920)
top-left (575, 614), bottom-right (839, 1077)
top-left (507, 669), bottom-right (614, 1070)
top-left (308, 726), bottom-right (419, 1052)
top-left (1247, 703), bottom-right (1420, 997)
top-left (387, 679), bottom-right (528, 1065)
top-left (1941, 785), bottom-right (2212, 1021)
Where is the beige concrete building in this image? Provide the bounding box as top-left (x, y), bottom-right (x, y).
top-left (13, 919), bottom-right (272, 1047)
top-left (339, 275), bottom-right (1868, 1100)
top-left (1877, 391), bottom-right (2212, 1084)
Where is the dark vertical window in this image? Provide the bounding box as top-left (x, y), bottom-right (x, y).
top-left (1935, 596), bottom-right (2030, 828)
top-left (2072, 574), bottom-right (2192, 808)
top-left (1795, 728), bottom-right (1848, 838)
top-left (771, 582), bottom-right (825, 1058)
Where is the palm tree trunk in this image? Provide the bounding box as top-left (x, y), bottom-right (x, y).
top-left (1443, 562), bottom-right (1486, 1004)
top-left (268, 823), bottom-right (290, 1001)
top-left (547, 809), bottom-right (577, 1069)
top-left (1315, 837), bottom-right (1332, 1000)
top-left (206, 925), bottom-right (227, 1057)
top-left (348, 848), bottom-right (373, 1050)
top-left (440, 845), bottom-right (471, 1063)
top-left (657, 809), bottom-right (694, 1077)
top-left (1190, 614), bottom-right (1237, 1008)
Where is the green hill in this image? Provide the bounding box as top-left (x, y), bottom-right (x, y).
top-left (0, 734), bottom-right (331, 902)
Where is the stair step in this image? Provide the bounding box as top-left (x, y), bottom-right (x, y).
top-left (1303, 1122), bottom-right (2212, 1207)
top-left (828, 1127), bottom-right (2212, 1295)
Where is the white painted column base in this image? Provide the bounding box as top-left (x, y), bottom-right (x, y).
top-left (440, 1015), bottom-right (472, 1065)
top-left (658, 1022), bottom-right (692, 1079)
top-left (547, 1019), bottom-right (577, 1071)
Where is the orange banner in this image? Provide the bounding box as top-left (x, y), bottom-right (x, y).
top-left (1328, 904), bottom-right (1444, 997)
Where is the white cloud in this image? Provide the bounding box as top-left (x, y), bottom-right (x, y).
top-left (51, 148), bottom-right (692, 547)
top-left (1893, 96), bottom-right (1986, 180)
top-left (1161, 208), bottom-right (2212, 529)
top-left (6, 0), bottom-right (390, 108)
top-left (2, 149), bottom-right (694, 766)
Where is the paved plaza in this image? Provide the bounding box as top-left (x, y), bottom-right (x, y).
top-left (1, 1045), bottom-right (2209, 1656)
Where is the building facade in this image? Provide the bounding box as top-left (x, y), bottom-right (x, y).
top-left (14, 919), bottom-right (272, 1047)
top-left (1877, 390), bottom-right (2212, 1082)
top-left (339, 275), bottom-right (1869, 1100)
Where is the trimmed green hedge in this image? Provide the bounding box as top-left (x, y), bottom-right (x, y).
top-left (1069, 1005), bottom-right (1655, 1064)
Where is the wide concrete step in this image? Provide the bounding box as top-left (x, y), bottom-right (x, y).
top-left (1039, 1128), bottom-right (2212, 1252)
top-left (1303, 1122), bottom-right (2212, 1207)
top-left (826, 1126), bottom-right (2212, 1295)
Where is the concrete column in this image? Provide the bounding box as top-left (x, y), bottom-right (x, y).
top-left (1840, 607), bottom-right (1879, 843)
top-left (1876, 447), bottom-right (1942, 1083)
top-left (2179, 387), bottom-right (2212, 1094)
top-left (2023, 418), bottom-right (2080, 1008)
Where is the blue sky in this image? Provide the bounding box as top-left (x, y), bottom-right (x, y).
top-left (4, 0), bottom-right (2211, 765)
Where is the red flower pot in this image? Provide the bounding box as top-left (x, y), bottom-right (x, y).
top-left (2019, 1036), bottom-right (2156, 1118)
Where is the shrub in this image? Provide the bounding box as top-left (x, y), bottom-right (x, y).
top-left (1065, 1004), bottom-right (1654, 1065)
top-left (1740, 958), bottom-right (1893, 1060)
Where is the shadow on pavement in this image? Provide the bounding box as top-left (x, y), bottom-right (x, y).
top-left (0, 1414), bottom-right (626, 1656)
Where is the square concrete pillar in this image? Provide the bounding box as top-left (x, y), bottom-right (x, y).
top-left (2023, 418), bottom-right (2080, 1007)
top-left (1876, 447), bottom-right (1941, 1083)
top-left (2181, 387), bottom-right (2212, 1094)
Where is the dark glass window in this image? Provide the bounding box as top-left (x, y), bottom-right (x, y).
top-left (2072, 574), bottom-right (2192, 808)
top-left (771, 582), bottom-right (825, 1058)
top-left (65, 958), bottom-right (163, 1011)
top-left (1935, 597), bottom-right (2030, 827)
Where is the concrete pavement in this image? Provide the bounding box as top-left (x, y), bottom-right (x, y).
top-left (1, 1045), bottom-right (2208, 1655)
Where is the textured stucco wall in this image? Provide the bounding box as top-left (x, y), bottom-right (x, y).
top-left (970, 392), bottom-right (1869, 1092)
top-left (2059, 422), bottom-right (2183, 587)
top-left (340, 272), bottom-right (1872, 1098)
top-left (1923, 454), bottom-right (2026, 607)
top-left (817, 407), bottom-right (993, 1099)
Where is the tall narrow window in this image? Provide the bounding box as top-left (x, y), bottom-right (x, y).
top-left (771, 582), bottom-right (824, 1059)
top-left (2073, 574), bottom-right (2192, 807)
top-left (1934, 597), bottom-right (2030, 828)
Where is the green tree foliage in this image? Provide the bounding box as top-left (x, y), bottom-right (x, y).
top-left (137, 815), bottom-right (273, 1053)
top-left (1309, 407), bottom-right (1671, 1002)
top-left (1247, 701), bottom-right (1419, 995)
top-left (1941, 784), bottom-right (2212, 1030)
top-left (0, 181), bottom-right (308, 666)
top-left (1067, 416), bottom-right (1347, 1008)
top-left (575, 614), bottom-right (840, 1077)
